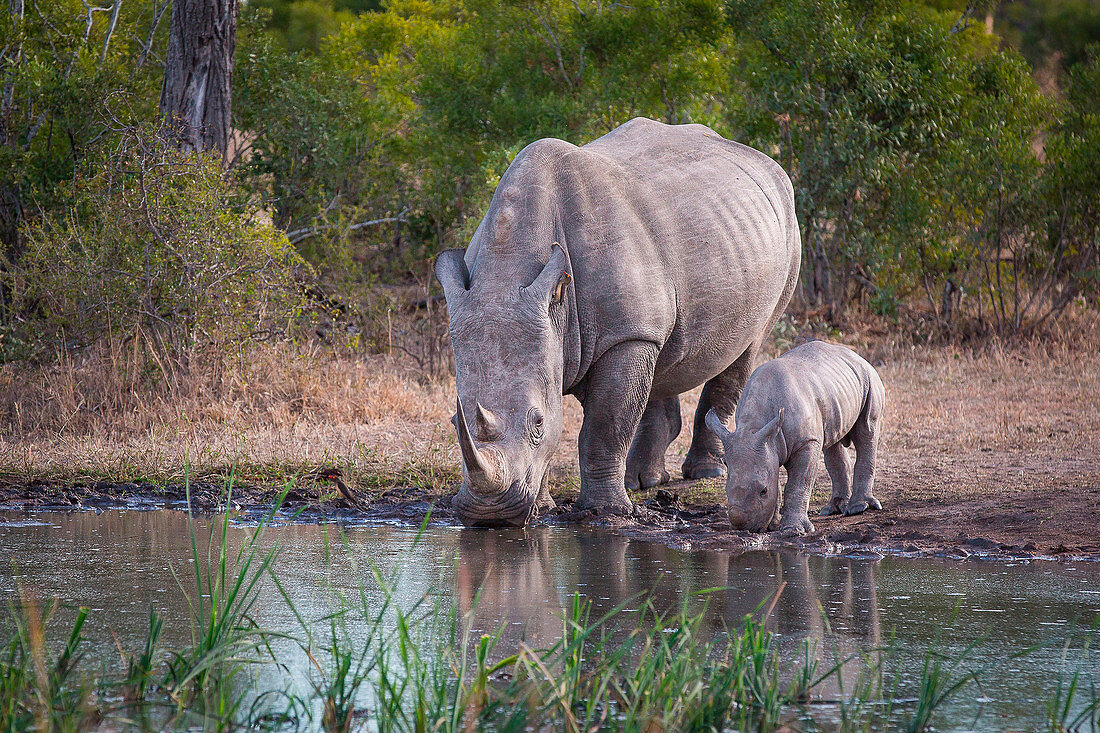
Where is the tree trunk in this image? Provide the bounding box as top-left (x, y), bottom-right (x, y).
top-left (159, 0), bottom-right (237, 159)
top-left (0, 0), bottom-right (24, 304)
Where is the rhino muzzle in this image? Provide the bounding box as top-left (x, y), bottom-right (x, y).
top-left (453, 481), bottom-right (537, 527)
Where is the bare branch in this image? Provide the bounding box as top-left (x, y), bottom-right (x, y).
top-left (533, 9), bottom-right (573, 90)
top-left (136, 0), bottom-right (168, 68)
top-left (948, 0), bottom-right (980, 36)
top-left (98, 0), bottom-right (121, 67)
top-left (287, 208), bottom-right (410, 245)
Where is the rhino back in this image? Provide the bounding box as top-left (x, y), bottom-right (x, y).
top-left (741, 342), bottom-right (880, 449)
top-left (465, 117), bottom-right (799, 394)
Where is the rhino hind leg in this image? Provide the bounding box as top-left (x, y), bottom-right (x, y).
top-left (819, 443), bottom-right (853, 516)
top-left (682, 348), bottom-right (757, 480)
top-left (625, 396), bottom-right (682, 491)
top-left (846, 387), bottom-right (884, 516)
top-left (575, 340), bottom-right (659, 514)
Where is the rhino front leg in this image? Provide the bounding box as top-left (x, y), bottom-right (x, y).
top-left (683, 347), bottom-right (757, 479)
top-left (625, 395), bottom-right (681, 491)
top-left (819, 443), bottom-right (853, 516)
top-left (535, 471), bottom-right (556, 513)
top-left (775, 442), bottom-right (821, 536)
top-left (575, 341), bottom-right (659, 514)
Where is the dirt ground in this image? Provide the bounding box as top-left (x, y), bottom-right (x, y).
top-left (546, 339), bottom-right (1100, 560)
top-left (2, 336), bottom-right (1099, 561)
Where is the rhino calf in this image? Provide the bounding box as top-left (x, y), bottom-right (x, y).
top-left (705, 341), bottom-right (885, 536)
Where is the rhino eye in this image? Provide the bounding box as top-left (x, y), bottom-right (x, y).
top-left (527, 409), bottom-right (544, 445)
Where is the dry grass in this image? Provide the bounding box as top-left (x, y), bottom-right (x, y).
top-left (2, 310), bottom-right (1099, 514)
top-left (0, 340), bottom-right (459, 489)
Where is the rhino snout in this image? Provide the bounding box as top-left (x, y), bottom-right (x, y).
top-left (728, 507), bottom-right (752, 531)
top-left (453, 479), bottom-right (538, 527)
top-left (727, 503), bottom-right (774, 533)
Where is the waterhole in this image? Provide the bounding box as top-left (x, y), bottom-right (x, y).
top-left (1, 508), bottom-right (1097, 730)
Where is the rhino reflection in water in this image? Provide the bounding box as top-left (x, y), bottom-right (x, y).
top-left (436, 117), bottom-right (801, 526)
top-left (454, 530), bottom-right (679, 648)
top-left (454, 530), bottom-right (881, 669)
top-left (455, 528), bottom-right (563, 645)
top-left (716, 552), bottom-right (882, 693)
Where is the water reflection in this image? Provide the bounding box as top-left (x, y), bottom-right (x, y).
top-left (453, 527), bottom-right (883, 696)
top-left (1, 510), bottom-right (1098, 731)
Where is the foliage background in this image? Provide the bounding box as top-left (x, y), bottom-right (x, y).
top-left (1, 0), bottom-right (1098, 372)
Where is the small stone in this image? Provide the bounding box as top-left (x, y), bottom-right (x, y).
top-left (654, 488), bottom-right (679, 506)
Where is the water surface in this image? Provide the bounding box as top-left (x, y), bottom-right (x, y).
top-left (1, 508), bottom-right (1097, 730)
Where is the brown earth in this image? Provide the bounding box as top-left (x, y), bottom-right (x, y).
top-left (2, 329), bottom-right (1099, 561)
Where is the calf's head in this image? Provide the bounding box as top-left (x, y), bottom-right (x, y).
top-left (705, 408), bottom-right (784, 532)
top-left (435, 244), bottom-right (571, 526)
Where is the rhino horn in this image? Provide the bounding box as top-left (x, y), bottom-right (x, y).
top-left (475, 401), bottom-right (501, 441)
top-left (455, 397), bottom-right (504, 494)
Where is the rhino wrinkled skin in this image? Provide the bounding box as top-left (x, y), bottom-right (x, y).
top-left (705, 340), bottom-right (886, 536)
top-left (435, 117), bottom-right (801, 526)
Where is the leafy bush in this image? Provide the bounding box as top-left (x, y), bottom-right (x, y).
top-left (724, 0), bottom-right (1099, 335)
top-left (4, 121), bottom-right (310, 363)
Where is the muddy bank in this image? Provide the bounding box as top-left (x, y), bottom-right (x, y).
top-left (3, 477), bottom-right (1098, 562)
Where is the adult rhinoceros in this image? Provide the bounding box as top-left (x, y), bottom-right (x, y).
top-left (434, 117), bottom-right (800, 526)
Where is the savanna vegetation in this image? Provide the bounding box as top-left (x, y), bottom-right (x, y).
top-left (2, 5), bottom-right (1099, 730)
top-left (0, 0), bottom-right (1097, 488)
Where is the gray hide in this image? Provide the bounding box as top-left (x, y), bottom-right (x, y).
top-left (436, 117), bottom-right (801, 526)
top-left (705, 340), bottom-right (886, 536)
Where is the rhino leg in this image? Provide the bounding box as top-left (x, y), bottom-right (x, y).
top-left (846, 387), bottom-right (884, 515)
top-left (575, 340), bottom-right (659, 514)
top-left (775, 442), bottom-right (820, 536)
top-left (535, 471), bottom-right (556, 513)
top-left (819, 443), bottom-right (853, 516)
top-left (682, 347), bottom-right (756, 479)
top-left (625, 396), bottom-right (681, 491)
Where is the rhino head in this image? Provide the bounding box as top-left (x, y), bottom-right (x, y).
top-left (435, 244), bottom-right (571, 526)
top-left (706, 408), bottom-right (784, 532)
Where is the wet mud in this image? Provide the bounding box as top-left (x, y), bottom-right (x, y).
top-left (3, 475), bottom-right (1097, 562)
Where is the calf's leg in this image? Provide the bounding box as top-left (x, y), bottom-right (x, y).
top-left (775, 442), bottom-right (821, 536)
top-left (847, 387), bottom-right (884, 515)
top-left (819, 443), bottom-right (853, 516)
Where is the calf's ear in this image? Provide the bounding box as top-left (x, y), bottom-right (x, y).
top-left (434, 249), bottom-right (470, 306)
top-left (755, 408), bottom-right (784, 445)
top-left (705, 408), bottom-right (733, 442)
top-left (524, 243), bottom-right (570, 309)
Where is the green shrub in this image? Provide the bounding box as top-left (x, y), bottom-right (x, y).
top-left (4, 122), bottom-right (311, 362)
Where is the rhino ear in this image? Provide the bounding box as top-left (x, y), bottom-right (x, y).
top-left (705, 408), bottom-right (733, 442)
top-left (755, 408), bottom-right (784, 445)
top-left (524, 243), bottom-right (570, 309)
top-left (434, 248), bottom-right (470, 306)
